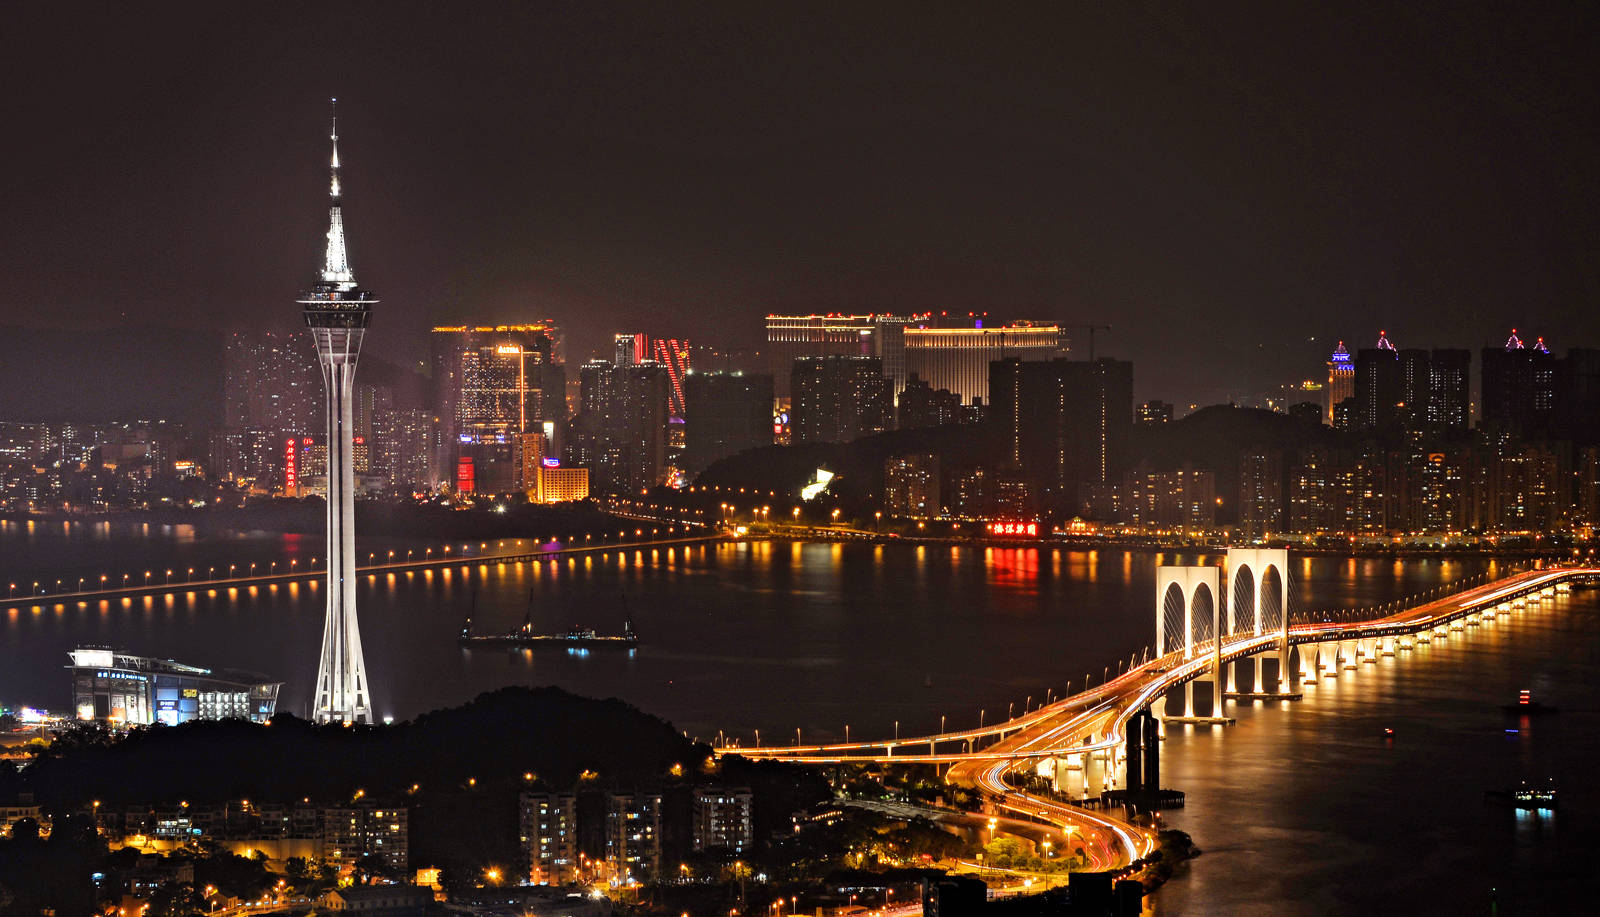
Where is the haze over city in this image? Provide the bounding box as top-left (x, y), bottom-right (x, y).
top-left (3, 3), bottom-right (1599, 415)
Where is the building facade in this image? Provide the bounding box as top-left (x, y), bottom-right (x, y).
top-left (691, 787), bottom-right (752, 854)
top-left (789, 356), bottom-right (892, 444)
top-left (884, 454), bottom-right (941, 518)
top-left (989, 357), bottom-right (1133, 516)
top-left (902, 322), bottom-right (1066, 406)
top-left (68, 648), bottom-right (279, 726)
top-left (520, 793), bottom-right (580, 885)
top-left (683, 372), bottom-right (775, 474)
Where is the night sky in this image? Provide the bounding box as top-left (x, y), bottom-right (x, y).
top-left (2, 2), bottom-right (1597, 411)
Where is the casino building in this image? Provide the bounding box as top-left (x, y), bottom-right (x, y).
top-left (68, 647), bottom-right (281, 726)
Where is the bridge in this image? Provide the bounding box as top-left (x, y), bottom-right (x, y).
top-left (0, 530), bottom-right (720, 612)
top-left (718, 552), bottom-right (1599, 872)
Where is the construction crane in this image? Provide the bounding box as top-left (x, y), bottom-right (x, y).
top-left (1067, 324), bottom-right (1113, 361)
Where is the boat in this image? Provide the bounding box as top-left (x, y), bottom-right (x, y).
top-left (1487, 779), bottom-right (1558, 810)
top-left (458, 590), bottom-right (638, 650)
top-left (1501, 689), bottom-right (1559, 715)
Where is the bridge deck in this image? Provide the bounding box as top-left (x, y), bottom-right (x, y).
top-left (721, 565), bottom-right (1595, 871)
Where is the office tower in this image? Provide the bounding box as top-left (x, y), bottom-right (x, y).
top-left (1136, 400), bottom-right (1173, 425)
top-left (1325, 342), bottom-right (1354, 423)
top-left (1354, 332), bottom-right (1402, 430)
top-left (683, 372), bottom-right (774, 473)
top-left (1427, 349), bottom-right (1471, 430)
top-left (989, 357), bottom-right (1133, 515)
top-left (765, 314), bottom-right (916, 397)
top-left (897, 374), bottom-right (963, 429)
top-left (223, 331), bottom-right (321, 436)
top-left (902, 321), bottom-right (1066, 405)
top-left (884, 453), bottom-right (941, 518)
top-left (565, 360), bottom-right (669, 494)
top-left (789, 356), bottom-right (892, 444)
top-left (1481, 330), bottom-right (1556, 438)
top-left (297, 103), bottom-right (375, 725)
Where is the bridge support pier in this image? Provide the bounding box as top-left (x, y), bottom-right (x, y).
top-left (1361, 638), bottom-right (1379, 663)
top-left (1278, 638), bottom-right (1295, 694)
top-left (1085, 749), bottom-right (1105, 797)
top-left (1298, 644), bottom-right (1318, 684)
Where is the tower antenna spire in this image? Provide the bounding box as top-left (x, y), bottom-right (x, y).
top-left (329, 97), bottom-right (341, 198)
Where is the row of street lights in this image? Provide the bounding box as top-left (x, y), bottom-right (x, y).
top-left (5, 525), bottom-right (703, 603)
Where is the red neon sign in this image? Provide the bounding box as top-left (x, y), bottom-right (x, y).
top-left (456, 457), bottom-right (475, 494)
top-left (988, 521), bottom-right (1038, 537)
top-left (284, 438), bottom-right (298, 492)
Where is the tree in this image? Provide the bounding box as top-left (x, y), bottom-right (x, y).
top-left (147, 881), bottom-right (204, 917)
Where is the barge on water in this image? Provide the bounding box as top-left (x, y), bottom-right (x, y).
top-left (459, 607), bottom-right (637, 651)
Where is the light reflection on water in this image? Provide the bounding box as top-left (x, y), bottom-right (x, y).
top-left (1153, 589), bottom-right (1599, 916)
top-left (7, 526), bottom-right (1588, 908)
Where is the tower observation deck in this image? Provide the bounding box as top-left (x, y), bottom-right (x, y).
top-left (297, 100), bottom-right (376, 724)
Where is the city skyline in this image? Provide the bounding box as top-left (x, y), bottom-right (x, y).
top-left (3, 4), bottom-right (1599, 415)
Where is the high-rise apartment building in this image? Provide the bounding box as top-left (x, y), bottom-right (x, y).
top-left (520, 792), bottom-right (579, 885)
top-left (1556, 348), bottom-right (1600, 444)
top-left (897, 374), bottom-right (963, 429)
top-left (371, 407), bottom-right (437, 488)
top-left (789, 356), bottom-right (892, 444)
top-left (322, 804), bottom-right (408, 873)
top-left (884, 454), bottom-right (941, 518)
top-left (1237, 449), bottom-right (1283, 535)
top-left (1354, 333), bottom-right (1402, 430)
top-left (691, 787), bottom-right (753, 854)
top-left (1481, 330), bottom-right (1556, 438)
top-left (565, 361), bottom-right (670, 494)
top-left (223, 331), bottom-right (321, 435)
top-left (1426, 349), bottom-right (1471, 430)
top-left (683, 372), bottom-right (774, 473)
top-left (990, 357), bottom-right (1133, 515)
top-left (902, 321), bottom-right (1066, 405)
top-left (605, 793), bottom-right (663, 884)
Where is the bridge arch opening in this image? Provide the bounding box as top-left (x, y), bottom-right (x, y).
top-left (1160, 582), bottom-right (1186, 656)
top-left (1231, 565), bottom-right (1256, 636)
top-left (1260, 565), bottom-right (1284, 633)
top-left (1190, 583), bottom-right (1215, 651)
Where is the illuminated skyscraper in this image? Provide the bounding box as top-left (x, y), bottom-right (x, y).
top-left (297, 102), bottom-right (375, 724)
top-left (1325, 341), bottom-right (1354, 423)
